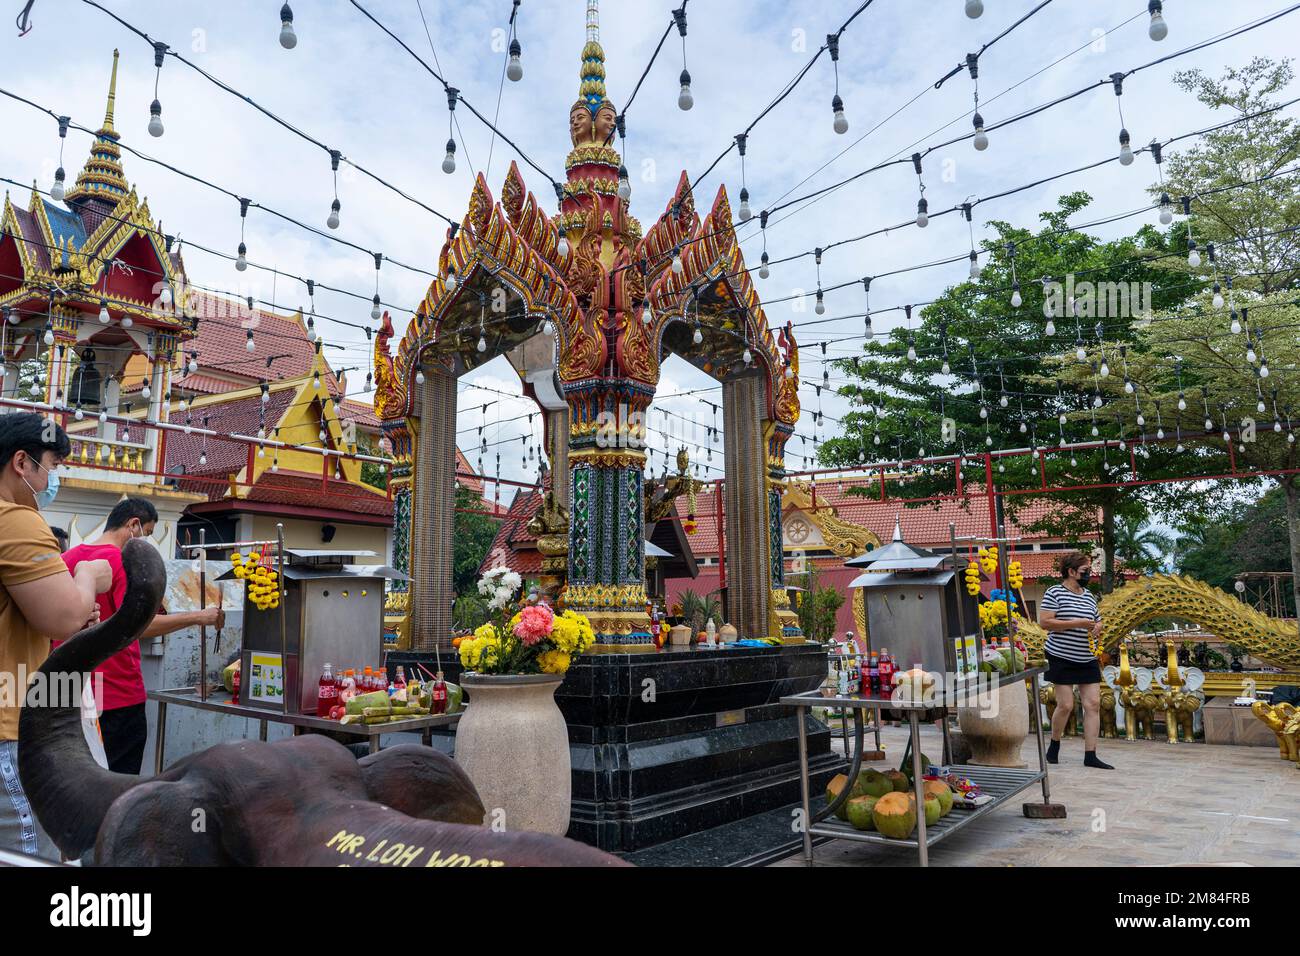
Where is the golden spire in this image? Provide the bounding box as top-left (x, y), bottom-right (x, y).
top-left (103, 48), bottom-right (119, 133)
top-left (578, 0), bottom-right (606, 112)
top-left (64, 49), bottom-right (128, 206)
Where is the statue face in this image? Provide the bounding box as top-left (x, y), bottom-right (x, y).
top-left (594, 105), bottom-right (617, 145)
top-left (570, 106), bottom-right (592, 146)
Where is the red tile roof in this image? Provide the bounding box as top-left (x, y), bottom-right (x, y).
top-left (340, 399), bottom-right (382, 430)
top-left (164, 389), bottom-right (300, 479)
top-left (481, 487), bottom-right (543, 575)
top-left (238, 469), bottom-right (393, 517)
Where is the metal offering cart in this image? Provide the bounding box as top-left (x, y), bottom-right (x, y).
top-left (783, 667), bottom-right (1053, 867)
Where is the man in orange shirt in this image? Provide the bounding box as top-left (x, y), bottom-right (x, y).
top-left (0, 412), bottom-right (111, 858)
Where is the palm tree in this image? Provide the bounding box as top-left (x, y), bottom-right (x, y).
top-left (1114, 514), bottom-right (1177, 572)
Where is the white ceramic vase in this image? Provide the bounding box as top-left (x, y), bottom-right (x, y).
top-left (454, 673), bottom-right (571, 835)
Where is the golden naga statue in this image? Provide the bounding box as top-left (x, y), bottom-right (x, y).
top-left (1251, 701), bottom-right (1299, 762)
top-left (645, 448), bottom-right (695, 524)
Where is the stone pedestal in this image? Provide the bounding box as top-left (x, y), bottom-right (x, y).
top-left (557, 641), bottom-right (840, 852)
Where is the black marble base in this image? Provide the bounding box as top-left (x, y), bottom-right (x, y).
top-left (557, 642), bottom-right (843, 853)
top-left (619, 796), bottom-right (833, 867)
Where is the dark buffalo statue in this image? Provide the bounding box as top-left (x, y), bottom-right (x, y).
top-left (19, 539), bottom-right (627, 867)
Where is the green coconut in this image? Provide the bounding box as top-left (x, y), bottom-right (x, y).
top-left (883, 769), bottom-right (910, 792)
top-left (902, 753), bottom-right (933, 782)
top-left (826, 773), bottom-right (866, 820)
top-left (871, 791), bottom-right (917, 839)
top-left (845, 794), bottom-right (880, 831)
top-left (923, 779), bottom-right (954, 817)
top-left (859, 768), bottom-right (893, 798)
top-left (923, 795), bottom-right (942, 827)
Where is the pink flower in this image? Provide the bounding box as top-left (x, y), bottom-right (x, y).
top-left (514, 603), bottom-right (555, 646)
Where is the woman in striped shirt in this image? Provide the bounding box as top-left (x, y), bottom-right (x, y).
top-left (1036, 552), bottom-right (1113, 769)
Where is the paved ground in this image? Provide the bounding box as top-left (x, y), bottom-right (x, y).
top-left (770, 723), bottom-right (1297, 867)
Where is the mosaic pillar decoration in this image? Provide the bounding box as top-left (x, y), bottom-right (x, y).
top-left (767, 420), bottom-right (803, 641)
top-left (409, 366), bottom-right (458, 653)
top-left (562, 378), bottom-right (653, 650)
top-left (382, 418), bottom-right (414, 648)
top-left (722, 372), bottom-right (773, 640)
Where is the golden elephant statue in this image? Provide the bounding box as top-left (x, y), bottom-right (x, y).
top-left (1098, 684), bottom-right (1119, 739)
top-left (1132, 689), bottom-right (1165, 741)
top-left (1171, 691), bottom-right (1202, 743)
top-left (1252, 701), bottom-right (1299, 762)
top-left (1118, 685), bottom-right (1143, 741)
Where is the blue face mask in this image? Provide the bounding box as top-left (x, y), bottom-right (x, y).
top-left (22, 459), bottom-right (59, 510)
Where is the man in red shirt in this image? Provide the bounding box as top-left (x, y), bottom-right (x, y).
top-left (60, 497), bottom-right (223, 774)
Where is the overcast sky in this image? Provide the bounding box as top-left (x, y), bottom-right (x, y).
top-left (3, 0), bottom-right (1297, 505)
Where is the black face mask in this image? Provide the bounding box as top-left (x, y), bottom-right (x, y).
top-left (1076, 569), bottom-right (1092, 585)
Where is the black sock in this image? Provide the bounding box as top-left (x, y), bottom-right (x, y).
top-left (1045, 739), bottom-right (1060, 764)
top-left (1084, 751), bottom-right (1113, 769)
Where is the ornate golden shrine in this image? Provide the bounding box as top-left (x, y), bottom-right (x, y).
top-left (373, 1), bottom-right (801, 651)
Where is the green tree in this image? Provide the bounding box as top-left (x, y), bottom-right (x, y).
top-left (453, 483), bottom-right (502, 597)
top-left (795, 566), bottom-right (846, 644)
top-left (1113, 514), bottom-right (1176, 573)
top-left (820, 192), bottom-right (1202, 591)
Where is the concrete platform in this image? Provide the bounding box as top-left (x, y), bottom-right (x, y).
top-left (771, 722), bottom-right (1298, 867)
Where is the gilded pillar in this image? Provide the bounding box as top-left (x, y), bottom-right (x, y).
top-left (408, 366), bottom-right (458, 652)
top-left (722, 372), bottom-right (772, 640)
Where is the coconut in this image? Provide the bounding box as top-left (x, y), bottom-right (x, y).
top-left (845, 794), bottom-right (880, 831)
top-left (922, 794), bottom-right (942, 827)
top-left (859, 768), bottom-right (893, 798)
top-left (922, 779), bottom-right (954, 816)
top-left (871, 791), bottom-right (917, 839)
top-left (883, 769), bottom-right (910, 792)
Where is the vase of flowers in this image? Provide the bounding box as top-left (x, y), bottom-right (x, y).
top-left (453, 566), bottom-right (596, 835)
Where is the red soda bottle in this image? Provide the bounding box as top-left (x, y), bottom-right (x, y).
top-left (362, 665), bottom-right (375, 692)
top-left (431, 671), bottom-right (448, 715)
top-left (868, 653), bottom-right (881, 695)
top-left (231, 664), bottom-right (241, 704)
top-left (316, 663), bottom-right (339, 717)
top-left (879, 648), bottom-right (894, 693)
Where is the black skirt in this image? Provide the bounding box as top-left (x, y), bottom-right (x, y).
top-left (1044, 651), bottom-right (1102, 685)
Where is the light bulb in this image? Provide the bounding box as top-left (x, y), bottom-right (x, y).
top-left (1019, 422), bottom-right (1028, 434)
top-left (1231, 313), bottom-right (1241, 335)
top-left (1158, 194), bottom-right (1173, 225)
top-left (672, 251), bottom-right (683, 274)
top-left (148, 99), bottom-right (164, 138)
top-left (1059, 412), bottom-right (1068, 426)
top-left (998, 464), bottom-right (1005, 473)
top-left (969, 252), bottom-right (981, 279)
top-left (832, 94), bottom-right (848, 135)
top-left (999, 394), bottom-right (1008, 408)
top-left (979, 406), bottom-right (988, 419)
top-left (507, 39), bottom-right (523, 82)
top-left (986, 435), bottom-right (993, 446)
top-left (1071, 457), bottom-right (1078, 467)
top-left (445, 269), bottom-right (458, 292)
top-left (477, 334), bottom-right (487, 353)
top-left (1188, 247), bottom-right (1201, 267)
top-left (141, 383), bottom-right (151, 400)
top-left (942, 359), bottom-right (950, 375)
top-left (1093, 395), bottom-right (1103, 409)
top-left (784, 365), bottom-right (794, 380)
top-left (371, 295), bottom-right (381, 321)
top-left (199, 453), bottom-right (207, 466)
top-left (693, 326), bottom-right (703, 345)
top-left (1260, 362), bottom-right (1269, 378)
top-left (188, 357), bottom-right (198, 374)
top-left (965, 0), bottom-right (983, 18)
top-left (908, 343), bottom-right (917, 361)
top-left (1118, 129), bottom-right (1133, 166)
top-left (121, 315), bottom-right (132, 329)
top-left (1124, 380), bottom-right (1134, 394)
top-left (160, 284), bottom-right (172, 307)
top-left (542, 319), bottom-right (554, 336)
top-left (1205, 418), bottom-right (1214, 430)
top-left (1157, 427), bottom-right (1165, 439)
top-left (179, 398), bottom-right (188, 411)
top-left (1290, 433), bottom-right (1296, 445)
top-left (759, 252), bottom-right (770, 279)
top-left (916, 197), bottom-right (929, 228)
top-left (1176, 443), bottom-right (1185, 452)
top-left (245, 331), bottom-right (256, 353)
top-left (1137, 414), bottom-right (1145, 426)
top-left (50, 168), bottom-right (65, 202)
top-left (1247, 346), bottom-right (1257, 364)
top-left (557, 234), bottom-right (569, 257)
top-left (42, 327), bottom-right (54, 346)
top-left (1092, 425), bottom-right (1100, 437)
top-left (415, 369), bottom-right (426, 385)
top-left (678, 70), bottom-right (694, 111)
top-left (99, 300), bottom-right (110, 323)
top-left (279, 3), bottom-right (297, 48)
top-left (1177, 396), bottom-right (1186, 411)
top-left (1045, 319), bottom-right (1056, 336)
top-left (738, 188), bottom-right (752, 222)
top-left (1258, 400), bottom-right (1267, 414)
top-left (74, 406), bottom-right (83, 421)
top-left (1148, 2), bottom-right (1167, 41)
top-left (1011, 285), bottom-right (1022, 308)
top-left (442, 139), bottom-right (457, 174)
top-left (875, 434), bottom-right (882, 445)
top-left (743, 347), bottom-right (753, 365)
top-left (1212, 284), bottom-right (1223, 309)
top-left (99, 410), bottom-right (107, 423)
top-left (236, 242), bottom-right (248, 271)
top-left (1100, 361), bottom-right (1110, 377)
top-left (973, 113), bottom-right (988, 151)
top-left (1076, 345), bottom-right (1087, 361)
top-left (618, 165), bottom-right (631, 201)
top-left (642, 306), bottom-right (652, 326)
top-left (815, 293), bottom-right (825, 315)
top-left (327, 199), bottom-right (340, 230)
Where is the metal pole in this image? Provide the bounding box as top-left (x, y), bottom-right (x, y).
top-left (197, 528), bottom-right (208, 701)
top-left (796, 704), bottom-right (813, 865)
top-left (910, 709), bottom-right (928, 867)
top-left (153, 701), bottom-right (167, 774)
top-left (1031, 672), bottom-right (1051, 803)
top-left (277, 523), bottom-right (287, 715)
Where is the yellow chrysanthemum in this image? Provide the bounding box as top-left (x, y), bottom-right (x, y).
top-left (538, 650), bottom-right (572, 674)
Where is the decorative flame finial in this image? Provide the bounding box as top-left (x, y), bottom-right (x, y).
top-left (104, 48), bottom-right (119, 133)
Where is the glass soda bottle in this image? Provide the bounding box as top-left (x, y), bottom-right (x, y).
top-left (868, 653), bottom-right (881, 695)
top-left (316, 662), bottom-right (339, 717)
top-left (393, 665), bottom-right (408, 704)
top-left (878, 648), bottom-right (894, 693)
top-left (231, 663), bottom-right (241, 704)
top-left (431, 671), bottom-right (448, 715)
